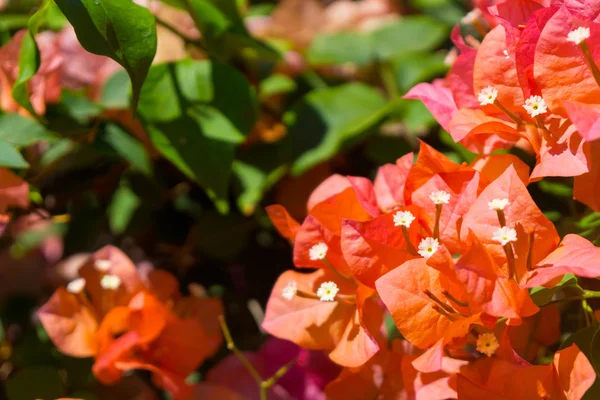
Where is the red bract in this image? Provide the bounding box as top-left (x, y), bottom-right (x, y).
top-left (37, 246), bottom-right (222, 397)
top-left (457, 344), bottom-right (595, 399)
top-left (405, 0), bottom-right (600, 211)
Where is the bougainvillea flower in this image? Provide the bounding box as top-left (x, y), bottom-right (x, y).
top-left (37, 245), bottom-right (222, 397)
top-left (523, 234), bottom-right (600, 288)
top-left (262, 268), bottom-right (384, 367)
top-left (0, 168), bottom-right (29, 212)
top-left (325, 339), bottom-right (466, 399)
top-left (457, 344), bottom-right (595, 399)
top-left (206, 337), bottom-right (340, 400)
top-left (0, 30), bottom-right (62, 115)
top-left (461, 166), bottom-right (559, 274)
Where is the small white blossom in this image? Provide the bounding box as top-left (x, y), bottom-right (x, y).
top-left (461, 9), bottom-right (482, 25)
top-left (100, 274), bottom-right (121, 290)
top-left (429, 190), bottom-right (451, 205)
top-left (523, 95), bottom-right (548, 117)
top-left (66, 278), bottom-right (86, 294)
top-left (418, 237), bottom-right (440, 259)
top-left (488, 198), bottom-right (510, 211)
top-left (317, 281), bottom-right (339, 302)
top-left (309, 242), bottom-right (328, 261)
top-left (476, 333), bottom-right (500, 357)
top-left (492, 226), bottom-right (518, 246)
top-left (567, 26), bottom-right (590, 45)
top-left (188, 283), bottom-right (207, 298)
top-left (478, 86), bottom-right (498, 106)
top-left (94, 259), bottom-right (112, 272)
top-left (503, 49), bottom-right (510, 59)
top-left (393, 211), bottom-right (416, 228)
top-left (282, 281), bottom-right (298, 300)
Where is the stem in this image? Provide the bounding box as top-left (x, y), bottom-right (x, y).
top-left (218, 316), bottom-right (264, 390)
top-left (155, 16), bottom-right (205, 50)
top-left (472, 19), bottom-right (488, 37)
top-left (580, 41), bottom-right (600, 88)
top-left (496, 209), bottom-right (507, 228)
top-left (547, 290), bottom-right (600, 306)
top-left (494, 100), bottom-right (524, 126)
top-left (433, 204), bottom-right (442, 240)
top-left (379, 61), bottom-right (399, 99)
top-left (401, 226), bottom-right (418, 256)
top-left (262, 357), bottom-right (297, 390)
top-left (442, 290), bottom-right (470, 309)
top-left (424, 290), bottom-right (457, 315)
top-left (322, 258), bottom-right (354, 284)
top-left (302, 70), bottom-right (328, 89)
top-left (503, 243), bottom-right (518, 282)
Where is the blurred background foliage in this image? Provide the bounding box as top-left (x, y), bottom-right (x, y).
top-left (0, 0), bottom-right (599, 398)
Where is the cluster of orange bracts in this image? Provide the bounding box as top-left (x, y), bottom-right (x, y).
top-left (265, 140), bottom-right (599, 398)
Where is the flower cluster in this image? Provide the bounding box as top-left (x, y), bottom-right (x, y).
top-left (406, 0), bottom-right (600, 212)
top-left (265, 141), bottom-right (600, 398)
top-left (37, 246), bottom-right (223, 398)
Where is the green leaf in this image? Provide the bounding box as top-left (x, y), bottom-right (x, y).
top-left (282, 83), bottom-right (389, 175)
top-left (138, 61), bottom-right (259, 211)
top-left (108, 184), bottom-right (141, 234)
top-left (6, 366), bottom-right (65, 400)
top-left (53, 0), bottom-right (158, 110)
top-left (390, 52), bottom-right (449, 92)
top-left (371, 16), bottom-right (448, 60)
top-left (0, 138), bottom-right (29, 168)
top-left (168, 0), bottom-right (278, 61)
top-left (100, 69), bottom-right (131, 109)
top-left (259, 74), bottom-right (297, 99)
top-left (232, 158), bottom-right (286, 215)
top-left (409, 0), bottom-right (464, 25)
top-left (0, 113), bottom-right (55, 146)
top-left (60, 90), bottom-right (103, 123)
top-left (102, 124), bottom-right (152, 175)
top-left (530, 274), bottom-right (580, 306)
top-left (538, 180), bottom-right (573, 198)
top-left (12, 0), bottom-right (54, 117)
top-left (307, 31), bottom-right (374, 66)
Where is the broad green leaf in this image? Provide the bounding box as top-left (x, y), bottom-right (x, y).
top-left (100, 70), bottom-right (131, 109)
top-left (102, 124), bottom-right (152, 175)
top-left (307, 31), bottom-right (374, 66)
top-left (561, 325), bottom-right (597, 357)
top-left (60, 90), bottom-right (103, 123)
top-left (390, 52), bottom-right (449, 92)
top-left (53, 0), bottom-right (158, 110)
top-left (12, 0), bottom-right (54, 117)
top-left (371, 16), bottom-right (448, 60)
top-left (259, 74), bottom-right (297, 99)
top-left (0, 113), bottom-right (55, 146)
top-left (0, 138), bottom-right (29, 168)
top-left (530, 274), bottom-right (580, 306)
top-left (409, 0), bottom-right (464, 25)
top-left (6, 366), bottom-right (65, 400)
top-left (108, 184), bottom-right (140, 234)
top-left (282, 83), bottom-right (389, 175)
top-left (138, 61), bottom-right (259, 211)
top-left (175, 60), bottom-right (258, 135)
top-left (232, 157), bottom-right (286, 215)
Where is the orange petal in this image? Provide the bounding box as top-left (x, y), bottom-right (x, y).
top-left (37, 288), bottom-right (98, 357)
top-left (373, 153), bottom-right (413, 212)
top-left (0, 168), bottom-right (29, 212)
top-left (262, 269), bottom-right (355, 351)
top-left (266, 204), bottom-right (301, 240)
top-left (553, 344), bottom-right (596, 400)
top-left (471, 154), bottom-right (530, 186)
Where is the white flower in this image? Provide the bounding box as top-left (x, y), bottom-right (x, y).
top-left (488, 198), bottom-right (510, 211)
top-left (66, 278), bottom-right (86, 294)
top-left (188, 283), bottom-right (207, 298)
top-left (476, 333), bottom-right (500, 357)
top-left (567, 26), bottom-right (590, 45)
top-left (478, 86), bottom-right (498, 106)
top-left (492, 226), bottom-right (518, 246)
top-left (503, 49), bottom-right (510, 59)
top-left (309, 242), bottom-right (328, 260)
top-left (282, 281), bottom-right (298, 300)
top-left (418, 237), bottom-right (440, 259)
top-left (461, 9), bottom-right (482, 25)
top-left (317, 281), bottom-right (339, 302)
top-left (393, 211), bottom-right (415, 228)
top-left (100, 274), bottom-right (121, 290)
top-left (523, 95), bottom-right (548, 117)
top-left (94, 259), bottom-right (111, 272)
top-left (429, 190), bottom-right (451, 205)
